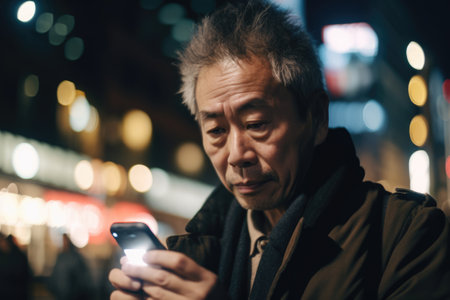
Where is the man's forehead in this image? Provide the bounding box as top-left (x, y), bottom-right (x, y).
top-left (198, 98), bottom-right (273, 121)
top-left (195, 56), bottom-right (285, 122)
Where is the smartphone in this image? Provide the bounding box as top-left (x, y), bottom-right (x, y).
top-left (110, 222), bottom-right (166, 266)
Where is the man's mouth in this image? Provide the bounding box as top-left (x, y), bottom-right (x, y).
top-left (233, 179), bottom-right (271, 195)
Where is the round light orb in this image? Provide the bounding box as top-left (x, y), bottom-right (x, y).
top-left (129, 164), bottom-right (152, 193)
top-left (12, 142), bottom-right (39, 179)
top-left (17, 1), bottom-right (36, 23)
top-left (121, 110), bottom-right (152, 151)
top-left (406, 41), bottom-right (425, 70)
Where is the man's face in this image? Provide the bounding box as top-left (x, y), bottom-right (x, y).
top-left (196, 57), bottom-right (323, 211)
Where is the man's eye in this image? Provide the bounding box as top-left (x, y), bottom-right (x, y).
top-left (246, 122), bottom-right (267, 130)
top-left (207, 127), bottom-right (226, 136)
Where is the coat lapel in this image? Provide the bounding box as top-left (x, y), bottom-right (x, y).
top-left (261, 165), bottom-right (361, 299)
top-left (218, 200), bottom-right (249, 300)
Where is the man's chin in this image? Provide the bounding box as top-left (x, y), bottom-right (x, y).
top-left (234, 193), bottom-right (275, 211)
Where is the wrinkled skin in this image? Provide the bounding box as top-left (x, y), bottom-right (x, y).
top-left (196, 57), bottom-right (327, 225)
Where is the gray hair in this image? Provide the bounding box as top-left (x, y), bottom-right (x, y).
top-left (178, 0), bottom-right (325, 119)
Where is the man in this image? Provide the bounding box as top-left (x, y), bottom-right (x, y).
top-left (109, 1), bottom-right (450, 299)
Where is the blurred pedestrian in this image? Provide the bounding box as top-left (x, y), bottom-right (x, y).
top-left (0, 233), bottom-right (32, 300)
top-left (48, 233), bottom-right (96, 300)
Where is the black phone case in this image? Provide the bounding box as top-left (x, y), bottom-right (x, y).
top-left (110, 222), bottom-right (166, 251)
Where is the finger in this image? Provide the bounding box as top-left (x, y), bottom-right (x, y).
top-left (143, 250), bottom-right (205, 280)
top-left (110, 289), bottom-right (141, 300)
top-left (142, 283), bottom-right (186, 300)
top-left (120, 256), bottom-right (128, 265)
top-left (7, 183), bottom-right (18, 194)
top-left (109, 268), bottom-right (142, 291)
top-left (124, 254), bottom-right (218, 298)
top-left (122, 263), bottom-right (188, 295)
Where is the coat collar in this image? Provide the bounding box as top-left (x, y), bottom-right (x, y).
top-left (184, 184), bottom-right (234, 235)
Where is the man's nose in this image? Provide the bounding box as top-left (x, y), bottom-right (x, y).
top-left (227, 129), bottom-right (257, 168)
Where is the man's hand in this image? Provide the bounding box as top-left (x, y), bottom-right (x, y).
top-left (109, 250), bottom-right (218, 300)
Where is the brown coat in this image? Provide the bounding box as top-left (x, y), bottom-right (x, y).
top-left (270, 185), bottom-right (450, 300)
top-left (167, 129), bottom-right (450, 299)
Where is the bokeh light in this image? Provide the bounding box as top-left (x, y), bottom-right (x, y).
top-left (362, 100), bottom-right (385, 131)
top-left (329, 102), bottom-right (365, 133)
top-left (17, 1), bottom-right (36, 23)
top-left (12, 142), bottom-right (40, 179)
top-left (85, 106), bottom-right (99, 132)
top-left (81, 204), bottom-right (103, 236)
top-left (20, 196), bottom-right (47, 225)
top-left (409, 150), bottom-right (430, 193)
top-left (329, 100), bottom-right (386, 133)
top-left (121, 110), bottom-right (153, 151)
top-left (54, 23), bottom-right (68, 36)
top-left (446, 156), bottom-right (450, 179)
top-left (44, 190), bottom-right (108, 246)
top-left (46, 200), bottom-right (65, 228)
top-left (406, 41), bottom-right (425, 70)
top-left (24, 74), bottom-right (39, 97)
top-left (319, 44), bottom-right (351, 70)
top-left (69, 226), bottom-right (89, 248)
top-left (64, 202), bottom-right (84, 244)
top-left (35, 12), bottom-right (53, 33)
top-left (148, 168), bottom-right (170, 198)
top-left (0, 192), bottom-right (19, 225)
top-left (322, 23), bottom-right (378, 57)
top-left (101, 161), bottom-right (122, 196)
top-left (69, 93), bottom-right (90, 132)
top-left (57, 80), bottom-right (76, 106)
top-left (172, 19), bottom-right (195, 42)
top-left (158, 3), bottom-right (185, 25)
top-left (408, 75), bottom-right (427, 106)
top-left (129, 164), bottom-right (153, 193)
top-left (65, 37), bottom-right (84, 61)
top-left (409, 115), bottom-right (428, 147)
top-left (57, 15), bottom-right (75, 35)
top-left (175, 142), bottom-right (204, 175)
top-left (109, 202), bottom-right (158, 234)
top-left (74, 160), bottom-right (94, 190)
top-left (64, 202), bottom-right (81, 226)
top-left (48, 25), bottom-right (66, 46)
top-left (14, 224), bottom-right (31, 246)
top-left (443, 79), bottom-right (450, 103)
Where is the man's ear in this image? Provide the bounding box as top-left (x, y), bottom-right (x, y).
top-left (312, 90), bottom-right (329, 146)
top-left (314, 122), bottom-right (328, 146)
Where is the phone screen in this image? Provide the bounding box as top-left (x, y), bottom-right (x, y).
top-left (110, 222), bottom-right (166, 266)
top-left (123, 249), bottom-right (148, 266)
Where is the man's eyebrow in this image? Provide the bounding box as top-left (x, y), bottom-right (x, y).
top-left (198, 98), bottom-right (271, 121)
top-left (198, 111), bottom-right (223, 121)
